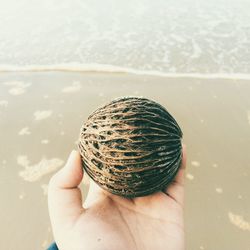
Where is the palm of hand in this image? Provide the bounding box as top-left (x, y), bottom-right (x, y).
top-left (48, 149), bottom-right (186, 250)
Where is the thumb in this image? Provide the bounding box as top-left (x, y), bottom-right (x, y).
top-left (48, 150), bottom-right (85, 233)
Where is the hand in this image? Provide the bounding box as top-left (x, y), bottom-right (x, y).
top-left (48, 146), bottom-right (186, 250)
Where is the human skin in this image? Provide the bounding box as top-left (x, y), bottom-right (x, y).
top-left (48, 145), bottom-right (186, 250)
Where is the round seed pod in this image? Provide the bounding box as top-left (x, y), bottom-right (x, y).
top-left (78, 96), bottom-right (183, 198)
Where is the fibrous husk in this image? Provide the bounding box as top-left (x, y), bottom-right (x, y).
top-left (78, 96), bottom-right (183, 198)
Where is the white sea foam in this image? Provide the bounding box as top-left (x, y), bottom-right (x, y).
top-left (247, 111), bottom-right (250, 125)
top-left (0, 63), bottom-right (250, 80)
top-left (228, 212), bottom-right (250, 231)
top-left (34, 110), bottom-right (52, 121)
top-left (18, 156), bottom-right (64, 182)
top-left (41, 139), bottom-right (50, 144)
top-left (186, 173), bottom-right (194, 180)
top-left (18, 127), bottom-right (31, 135)
top-left (3, 81), bottom-right (26, 86)
top-left (3, 81), bottom-right (31, 96)
top-left (0, 100), bottom-right (8, 107)
top-left (62, 81), bottom-right (81, 93)
top-left (215, 187), bottom-right (223, 194)
top-left (190, 40), bottom-right (202, 59)
top-left (191, 161), bottom-right (200, 167)
top-left (17, 155), bottom-right (30, 167)
top-left (170, 34), bottom-right (186, 44)
top-left (9, 87), bottom-right (26, 95)
top-left (238, 194), bottom-right (243, 199)
top-left (19, 193), bottom-right (26, 200)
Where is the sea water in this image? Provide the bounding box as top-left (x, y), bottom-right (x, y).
top-left (0, 0), bottom-right (250, 74)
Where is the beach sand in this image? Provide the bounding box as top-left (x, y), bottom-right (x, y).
top-left (0, 71), bottom-right (250, 249)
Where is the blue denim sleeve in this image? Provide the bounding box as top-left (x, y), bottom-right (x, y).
top-left (47, 242), bottom-right (59, 250)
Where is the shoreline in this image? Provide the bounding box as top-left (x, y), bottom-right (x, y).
top-left (1, 63), bottom-right (250, 80)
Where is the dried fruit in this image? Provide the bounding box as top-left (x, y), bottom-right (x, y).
top-left (78, 97), bottom-right (183, 198)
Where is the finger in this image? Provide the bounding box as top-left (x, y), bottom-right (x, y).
top-left (83, 178), bottom-right (104, 208)
top-left (163, 144), bottom-right (187, 206)
top-left (48, 150), bottom-right (85, 231)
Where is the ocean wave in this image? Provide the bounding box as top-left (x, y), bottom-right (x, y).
top-left (1, 63), bottom-right (250, 80)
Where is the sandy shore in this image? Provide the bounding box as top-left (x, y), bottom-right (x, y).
top-left (0, 71), bottom-right (250, 250)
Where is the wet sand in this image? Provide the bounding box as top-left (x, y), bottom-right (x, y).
top-left (0, 71), bottom-right (250, 250)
